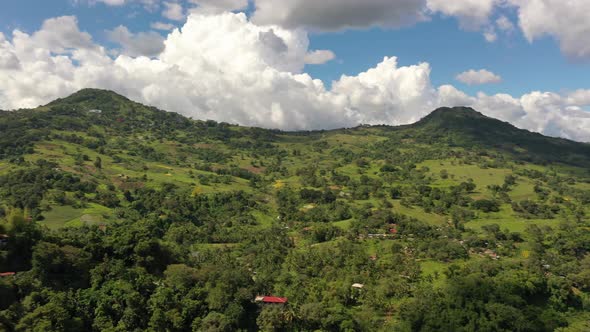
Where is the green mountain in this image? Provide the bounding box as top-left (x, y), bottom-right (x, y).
top-left (405, 106), bottom-right (590, 166)
top-left (1, 89), bottom-right (589, 331)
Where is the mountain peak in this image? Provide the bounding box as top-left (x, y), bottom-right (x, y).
top-left (407, 106), bottom-right (590, 166)
top-left (419, 106), bottom-right (489, 123)
top-left (46, 89), bottom-right (132, 110)
top-left (412, 106), bottom-right (513, 133)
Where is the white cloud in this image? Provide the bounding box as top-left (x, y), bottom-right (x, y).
top-left (483, 28), bottom-right (497, 42)
top-left (97, 0), bottom-right (126, 5)
top-left (21, 16), bottom-right (96, 53)
top-left (251, 0), bottom-right (427, 31)
top-left (151, 22), bottom-right (176, 31)
top-left (163, 1), bottom-right (185, 21)
top-left (188, 0), bottom-right (248, 14)
top-left (0, 33), bottom-right (21, 70)
top-left (1, 13), bottom-right (590, 142)
top-left (496, 15), bottom-right (514, 32)
top-left (509, 0), bottom-right (590, 61)
top-left (107, 26), bottom-right (165, 57)
top-left (567, 90), bottom-right (590, 106)
top-left (77, 0), bottom-right (160, 10)
top-left (427, 0), bottom-right (497, 30)
top-left (72, 0), bottom-right (126, 6)
top-left (456, 69), bottom-right (502, 85)
top-left (73, 0), bottom-right (590, 62)
top-left (426, 0), bottom-right (590, 61)
top-left (304, 50), bottom-right (335, 65)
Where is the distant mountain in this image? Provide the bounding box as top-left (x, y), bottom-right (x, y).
top-left (3, 90), bottom-right (590, 167)
top-left (403, 106), bottom-right (590, 167)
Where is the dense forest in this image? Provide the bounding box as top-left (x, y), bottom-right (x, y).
top-left (1, 89), bottom-right (589, 331)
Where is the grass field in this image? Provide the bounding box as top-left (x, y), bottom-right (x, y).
top-left (392, 201), bottom-right (447, 225)
top-left (420, 160), bottom-right (513, 191)
top-left (465, 213), bottom-right (557, 233)
top-left (420, 260), bottom-right (450, 287)
top-left (333, 219), bottom-right (353, 230)
top-left (41, 203), bottom-right (113, 230)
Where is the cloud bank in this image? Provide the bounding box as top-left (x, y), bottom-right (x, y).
top-left (0, 13), bottom-right (589, 142)
top-left (509, 0), bottom-right (590, 62)
top-left (249, 0), bottom-right (590, 61)
top-left (83, 0), bottom-right (590, 61)
top-left (251, 0), bottom-right (428, 31)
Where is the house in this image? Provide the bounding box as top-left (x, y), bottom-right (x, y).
top-left (352, 283), bottom-right (365, 289)
top-left (483, 249), bottom-right (499, 260)
top-left (0, 272), bottom-right (16, 277)
top-left (389, 223), bottom-right (398, 234)
top-left (255, 296), bottom-right (288, 304)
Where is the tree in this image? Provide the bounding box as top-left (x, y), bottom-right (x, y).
top-left (257, 305), bottom-right (289, 332)
top-left (94, 156), bottom-right (102, 170)
top-left (32, 242), bottom-right (92, 289)
top-left (473, 199), bottom-right (500, 213)
top-left (15, 292), bottom-right (84, 332)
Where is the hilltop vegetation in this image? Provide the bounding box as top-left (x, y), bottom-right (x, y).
top-left (1, 89), bottom-right (590, 331)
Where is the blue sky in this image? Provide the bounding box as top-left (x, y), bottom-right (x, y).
top-left (0, 0), bottom-right (589, 140)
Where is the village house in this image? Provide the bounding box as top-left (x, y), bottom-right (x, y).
top-left (254, 296), bottom-right (288, 304)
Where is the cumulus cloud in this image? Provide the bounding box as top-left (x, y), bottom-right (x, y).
top-left (496, 15), bottom-right (514, 32)
top-left (0, 33), bottom-right (21, 70)
top-left (427, 0), bottom-right (590, 61)
top-left (107, 26), bottom-right (165, 57)
top-left (188, 0), bottom-right (248, 14)
top-left (304, 50), bottom-right (335, 65)
top-left (72, 0), bottom-right (126, 6)
top-left (427, 0), bottom-right (497, 30)
top-left (251, 0), bottom-right (427, 31)
top-left (163, 1), bottom-right (185, 21)
top-left (95, 0), bottom-right (126, 5)
top-left (1, 13), bottom-right (590, 142)
top-left (151, 22), bottom-right (176, 31)
top-left (567, 90), bottom-right (590, 106)
top-left (509, 0), bottom-right (590, 61)
top-left (456, 69), bottom-right (502, 85)
top-left (75, 0), bottom-right (159, 9)
top-left (72, 0), bottom-right (590, 62)
top-left (483, 29), bottom-right (497, 43)
top-left (24, 16), bottom-right (96, 53)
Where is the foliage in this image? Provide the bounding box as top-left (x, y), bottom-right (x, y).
top-left (0, 90), bottom-right (589, 331)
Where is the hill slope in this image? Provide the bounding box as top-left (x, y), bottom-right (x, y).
top-left (404, 106), bottom-right (590, 166)
top-left (1, 90), bottom-right (589, 331)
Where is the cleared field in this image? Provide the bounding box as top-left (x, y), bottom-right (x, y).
top-left (41, 203), bottom-right (113, 229)
top-left (392, 201), bottom-right (447, 225)
top-left (420, 260), bottom-right (450, 287)
top-left (466, 217), bottom-right (557, 233)
top-left (420, 160), bottom-right (513, 191)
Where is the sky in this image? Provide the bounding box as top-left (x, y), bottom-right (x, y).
top-left (0, 0), bottom-right (589, 141)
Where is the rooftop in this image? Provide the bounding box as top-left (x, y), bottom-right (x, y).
top-left (255, 296), bottom-right (288, 304)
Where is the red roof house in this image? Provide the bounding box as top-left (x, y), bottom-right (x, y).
top-left (389, 224), bottom-right (398, 234)
top-left (255, 296), bottom-right (288, 304)
top-left (0, 272), bottom-right (16, 277)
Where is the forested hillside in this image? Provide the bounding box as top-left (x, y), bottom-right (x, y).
top-left (1, 89), bottom-right (589, 331)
